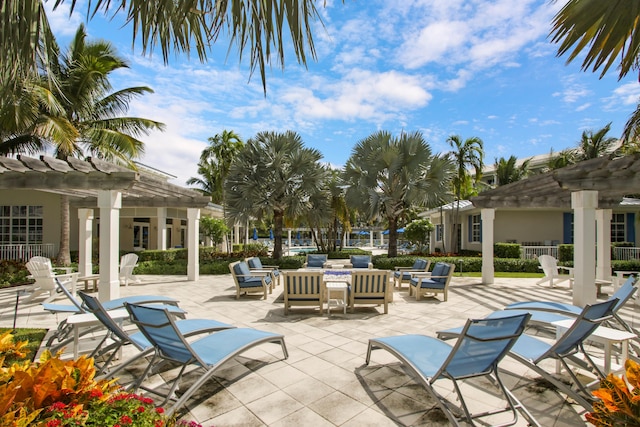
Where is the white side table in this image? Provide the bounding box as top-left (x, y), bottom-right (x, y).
top-left (66, 308), bottom-right (129, 358)
top-left (553, 319), bottom-right (636, 374)
top-left (326, 282), bottom-right (348, 316)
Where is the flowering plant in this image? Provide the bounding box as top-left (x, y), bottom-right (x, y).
top-left (586, 358), bottom-right (640, 426)
top-left (43, 391), bottom-right (166, 427)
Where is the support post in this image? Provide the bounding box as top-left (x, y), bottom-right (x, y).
top-left (98, 191), bottom-right (121, 301)
top-left (77, 209), bottom-right (94, 278)
top-left (596, 209), bottom-right (612, 283)
top-left (481, 208), bottom-right (495, 284)
top-left (572, 191), bottom-right (598, 307)
top-left (187, 208), bottom-right (200, 281)
top-left (157, 208), bottom-right (167, 250)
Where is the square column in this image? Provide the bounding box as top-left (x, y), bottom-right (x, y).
top-left (157, 208), bottom-right (167, 250)
top-left (481, 209), bottom-right (495, 284)
top-left (77, 209), bottom-right (94, 278)
top-left (596, 209), bottom-right (612, 282)
top-left (572, 191), bottom-right (598, 307)
top-left (187, 208), bottom-right (200, 281)
top-left (98, 190), bottom-right (121, 301)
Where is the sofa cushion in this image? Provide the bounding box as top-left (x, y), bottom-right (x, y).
top-left (350, 255), bottom-right (371, 269)
top-left (306, 254), bottom-right (327, 268)
top-left (431, 263), bottom-right (450, 284)
top-left (413, 259), bottom-right (427, 270)
top-left (247, 257), bottom-right (263, 269)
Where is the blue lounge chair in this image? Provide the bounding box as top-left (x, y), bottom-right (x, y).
top-left (437, 298), bottom-right (619, 411)
top-left (504, 276), bottom-right (637, 333)
top-left (347, 255), bottom-right (373, 269)
top-left (366, 313), bottom-right (539, 426)
top-left (78, 292), bottom-right (235, 375)
top-left (43, 278), bottom-right (186, 352)
top-left (124, 303), bottom-right (289, 417)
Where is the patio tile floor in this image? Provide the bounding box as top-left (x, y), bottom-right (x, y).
top-left (2, 273), bottom-right (638, 426)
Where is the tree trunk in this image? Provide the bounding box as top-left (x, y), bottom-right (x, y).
top-left (273, 210), bottom-right (284, 259)
top-left (56, 194), bottom-right (71, 265)
top-left (388, 216), bottom-right (398, 257)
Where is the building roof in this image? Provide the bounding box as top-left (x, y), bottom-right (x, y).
top-left (471, 154), bottom-right (640, 209)
top-left (0, 155), bottom-right (214, 209)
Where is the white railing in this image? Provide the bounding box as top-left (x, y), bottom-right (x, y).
top-left (521, 246), bottom-right (558, 259)
top-left (0, 244), bottom-right (56, 261)
top-left (613, 247), bottom-right (640, 261)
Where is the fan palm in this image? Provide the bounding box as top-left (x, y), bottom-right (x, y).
top-left (343, 130), bottom-right (454, 258)
top-left (224, 130), bottom-right (326, 259)
top-left (577, 122), bottom-right (619, 160)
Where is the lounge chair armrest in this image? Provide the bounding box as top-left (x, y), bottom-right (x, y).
top-left (56, 272), bottom-right (79, 282)
top-left (410, 272), bottom-right (432, 277)
top-left (559, 266), bottom-right (574, 274)
top-left (395, 266), bottom-right (413, 271)
top-left (260, 264), bottom-right (279, 269)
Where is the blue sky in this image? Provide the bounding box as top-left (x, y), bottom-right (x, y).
top-left (46, 0), bottom-right (640, 186)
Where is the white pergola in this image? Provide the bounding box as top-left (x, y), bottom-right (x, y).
top-left (471, 154), bottom-right (640, 307)
top-left (0, 155), bottom-right (214, 302)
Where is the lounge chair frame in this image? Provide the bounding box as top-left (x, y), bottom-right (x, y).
top-left (367, 313), bottom-right (539, 427)
top-left (124, 303), bottom-right (288, 417)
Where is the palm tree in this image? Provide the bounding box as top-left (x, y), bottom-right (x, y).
top-left (447, 135), bottom-right (484, 253)
top-left (2, 0), bottom-right (324, 94)
top-left (494, 155), bottom-right (530, 186)
top-left (343, 130), bottom-right (454, 258)
top-left (187, 130), bottom-right (243, 203)
top-left (16, 25), bottom-right (164, 264)
top-left (550, 0), bottom-right (640, 142)
top-left (224, 130), bottom-right (326, 259)
top-left (576, 122), bottom-right (619, 160)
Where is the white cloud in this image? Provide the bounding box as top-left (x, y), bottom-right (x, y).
top-left (576, 103), bottom-right (591, 112)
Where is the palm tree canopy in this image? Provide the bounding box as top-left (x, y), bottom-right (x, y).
top-left (343, 130), bottom-right (454, 257)
top-left (494, 155), bottom-right (530, 186)
top-left (447, 135), bottom-right (484, 198)
top-left (224, 130), bottom-right (325, 258)
top-left (577, 122), bottom-right (618, 160)
top-left (550, 0), bottom-right (640, 80)
top-left (3, 0), bottom-right (326, 93)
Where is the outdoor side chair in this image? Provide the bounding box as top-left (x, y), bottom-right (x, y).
top-left (229, 260), bottom-right (272, 299)
top-left (536, 255), bottom-right (573, 288)
top-left (408, 262), bottom-right (455, 301)
top-left (350, 270), bottom-right (390, 314)
top-left (366, 313), bottom-right (539, 426)
top-left (302, 254), bottom-right (328, 268)
top-left (437, 298), bottom-right (620, 411)
top-left (282, 270), bottom-right (324, 315)
top-left (124, 303), bottom-right (289, 417)
top-left (24, 256), bottom-right (78, 303)
top-left (246, 256), bottom-right (281, 287)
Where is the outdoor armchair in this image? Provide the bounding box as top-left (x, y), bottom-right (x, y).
top-left (536, 255), bottom-right (573, 288)
top-left (246, 256), bottom-right (281, 286)
top-left (282, 270), bottom-right (324, 315)
top-left (345, 255), bottom-right (373, 269)
top-left (409, 262), bottom-right (455, 301)
top-left (393, 258), bottom-right (430, 289)
top-left (24, 256), bottom-right (78, 303)
top-left (229, 261), bottom-right (272, 299)
top-left (350, 270), bottom-right (390, 314)
top-left (302, 254), bottom-right (328, 268)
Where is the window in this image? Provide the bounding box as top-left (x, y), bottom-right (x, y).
top-left (0, 205), bottom-right (43, 245)
top-left (435, 224), bottom-right (443, 242)
top-left (470, 214), bottom-right (481, 243)
top-left (611, 213), bottom-right (626, 243)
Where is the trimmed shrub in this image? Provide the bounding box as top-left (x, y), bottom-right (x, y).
top-left (558, 244), bottom-right (573, 262)
top-left (494, 243), bottom-right (521, 259)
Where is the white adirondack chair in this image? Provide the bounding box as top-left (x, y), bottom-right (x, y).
top-left (119, 253), bottom-right (140, 286)
top-left (25, 257), bottom-right (78, 303)
top-left (536, 255), bottom-right (573, 288)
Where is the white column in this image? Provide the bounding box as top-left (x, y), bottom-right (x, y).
top-left (288, 229), bottom-right (292, 253)
top-left (245, 221), bottom-right (249, 244)
top-left (596, 209), bottom-right (612, 282)
top-left (77, 209), bottom-right (94, 278)
top-left (98, 190), bottom-right (121, 301)
top-left (187, 208), bottom-right (200, 281)
top-left (380, 231), bottom-right (385, 246)
top-left (157, 208), bottom-right (167, 250)
top-left (481, 209), bottom-right (495, 284)
top-left (369, 230), bottom-right (374, 248)
top-left (572, 191), bottom-right (598, 307)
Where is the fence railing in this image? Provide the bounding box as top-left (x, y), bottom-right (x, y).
top-left (0, 244), bottom-right (56, 261)
top-left (521, 245), bottom-right (640, 261)
top-left (521, 246), bottom-right (558, 259)
top-left (613, 247), bottom-right (640, 261)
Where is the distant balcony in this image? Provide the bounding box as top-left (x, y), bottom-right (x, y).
top-left (0, 244), bottom-right (56, 261)
top-left (520, 244), bottom-right (640, 261)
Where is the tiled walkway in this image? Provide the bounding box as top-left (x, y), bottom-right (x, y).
top-left (2, 274), bottom-right (638, 426)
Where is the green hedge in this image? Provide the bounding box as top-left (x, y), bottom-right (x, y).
top-left (494, 243), bottom-right (521, 259)
top-left (558, 244), bottom-right (573, 262)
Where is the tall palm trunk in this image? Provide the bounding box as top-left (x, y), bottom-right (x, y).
top-left (273, 210), bottom-right (284, 259)
top-left (56, 194), bottom-right (71, 265)
top-left (388, 216), bottom-right (398, 257)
